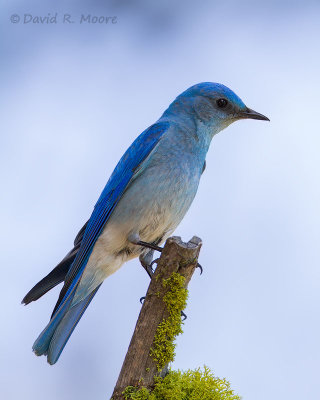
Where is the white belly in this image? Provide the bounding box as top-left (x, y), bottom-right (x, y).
top-left (72, 156), bottom-right (202, 305)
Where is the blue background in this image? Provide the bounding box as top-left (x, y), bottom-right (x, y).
top-left (1, 1), bottom-right (320, 399)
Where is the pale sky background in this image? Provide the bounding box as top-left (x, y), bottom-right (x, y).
top-left (1, 1), bottom-right (320, 399)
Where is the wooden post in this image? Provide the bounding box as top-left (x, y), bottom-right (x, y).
top-left (112, 236), bottom-right (202, 399)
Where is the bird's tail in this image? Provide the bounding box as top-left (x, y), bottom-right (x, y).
top-left (22, 247), bottom-right (78, 305)
top-left (32, 284), bottom-right (101, 365)
top-left (22, 221), bottom-right (88, 305)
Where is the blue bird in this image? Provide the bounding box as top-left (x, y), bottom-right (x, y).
top-left (23, 82), bottom-right (269, 364)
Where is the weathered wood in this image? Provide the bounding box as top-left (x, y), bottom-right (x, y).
top-left (112, 236), bottom-right (202, 399)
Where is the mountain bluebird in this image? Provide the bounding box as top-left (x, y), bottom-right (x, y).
top-left (23, 82), bottom-right (269, 364)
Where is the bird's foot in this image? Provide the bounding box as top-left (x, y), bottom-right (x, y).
top-left (150, 258), bottom-right (160, 270)
top-left (143, 258), bottom-right (160, 279)
top-left (140, 250), bottom-right (160, 279)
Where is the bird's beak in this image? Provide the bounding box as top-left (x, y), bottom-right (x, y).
top-left (238, 107), bottom-right (270, 121)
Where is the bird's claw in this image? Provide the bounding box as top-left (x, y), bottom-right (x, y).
top-left (143, 258), bottom-right (160, 279)
top-left (150, 258), bottom-right (159, 268)
top-left (141, 297), bottom-right (187, 320)
top-left (196, 263), bottom-right (203, 275)
top-left (145, 265), bottom-right (154, 279)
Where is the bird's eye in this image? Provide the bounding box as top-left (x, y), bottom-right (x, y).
top-left (216, 98), bottom-right (228, 108)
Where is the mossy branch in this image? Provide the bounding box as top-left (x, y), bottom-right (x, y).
top-left (112, 236), bottom-right (202, 400)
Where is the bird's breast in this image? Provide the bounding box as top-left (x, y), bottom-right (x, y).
top-left (105, 153), bottom-right (202, 248)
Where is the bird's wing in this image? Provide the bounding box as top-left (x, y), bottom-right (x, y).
top-left (22, 220), bottom-right (89, 305)
top-left (51, 121), bottom-right (169, 316)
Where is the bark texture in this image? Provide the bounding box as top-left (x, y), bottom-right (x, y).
top-left (112, 236), bottom-right (202, 399)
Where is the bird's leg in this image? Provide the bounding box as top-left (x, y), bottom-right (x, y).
top-left (129, 231), bottom-right (163, 278)
top-left (128, 232), bottom-right (163, 253)
top-left (137, 241), bottom-right (163, 252)
top-left (139, 250), bottom-right (157, 279)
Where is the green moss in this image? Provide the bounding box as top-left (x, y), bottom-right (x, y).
top-left (123, 386), bottom-right (150, 400)
top-left (122, 367), bottom-right (241, 400)
top-left (122, 273), bottom-right (241, 400)
top-left (150, 272), bottom-right (188, 371)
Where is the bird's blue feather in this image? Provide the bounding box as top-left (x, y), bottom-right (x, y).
top-left (32, 122), bottom-right (169, 360)
top-left (55, 121), bottom-right (169, 313)
top-left (47, 284), bottom-right (101, 365)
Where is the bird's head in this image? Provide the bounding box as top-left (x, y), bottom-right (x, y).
top-left (164, 82), bottom-right (269, 135)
